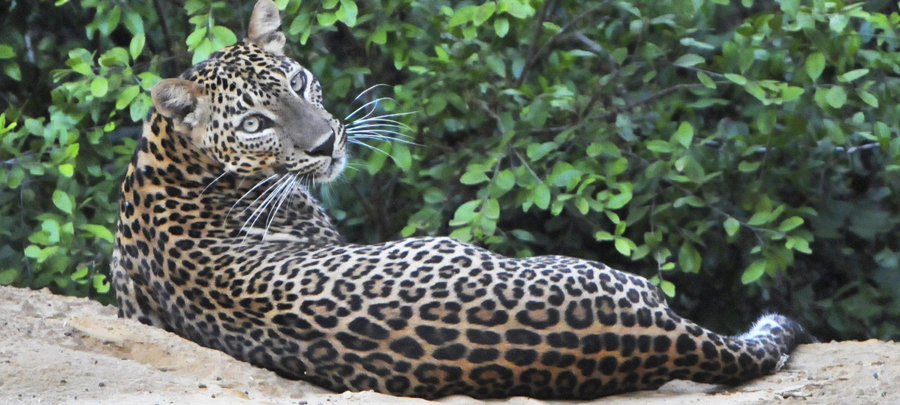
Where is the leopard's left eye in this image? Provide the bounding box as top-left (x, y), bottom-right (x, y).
top-left (290, 72), bottom-right (307, 94)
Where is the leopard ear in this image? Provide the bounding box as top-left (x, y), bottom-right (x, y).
top-left (151, 79), bottom-right (209, 129)
top-left (247, 0), bottom-right (286, 55)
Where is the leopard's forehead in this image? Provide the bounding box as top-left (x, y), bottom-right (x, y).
top-left (179, 42), bottom-right (298, 90)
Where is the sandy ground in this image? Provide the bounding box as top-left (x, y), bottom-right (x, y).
top-left (0, 286), bottom-right (896, 405)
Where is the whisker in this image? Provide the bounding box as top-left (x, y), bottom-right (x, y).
top-left (201, 171), bottom-right (231, 195)
top-left (347, 122), bottom-right (414, 134)
top-left (227, 174), bottom-right (277, 219)
top-left (348, 111), bottom-right (417, 126)
top-left (347, 130), bottom-right (415, 142)
top-left (344, 97), bottom-right (396, 121)
top-left (264, 173), bottom-right (297, 238)
top-left (240, 176), bottom-right (293, 241)
top-left (236, 175), bottom-right (287, 218)
top-left (350, 134), bottom-right (422, 147)
top-left (348, 139), bottom-right (391, 156)
top-left (348, 123), bottom-right (413, 136)
top-left (351, 83), bottom-right (390, 104)
top-left (348, 128), bottom-right (418, 141)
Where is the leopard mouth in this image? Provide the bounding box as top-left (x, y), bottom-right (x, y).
top-left (316, 154), bottom-right (346, 182)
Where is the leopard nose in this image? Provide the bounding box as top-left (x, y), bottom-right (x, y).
top-left (307, 132), bottom-right (335, 157)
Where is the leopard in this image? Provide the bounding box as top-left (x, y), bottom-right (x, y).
top-left (111, 0), bottom-right (814, 400)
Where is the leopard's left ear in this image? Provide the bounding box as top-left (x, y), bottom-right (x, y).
top-left (247, 0), bottom-right (286, 55)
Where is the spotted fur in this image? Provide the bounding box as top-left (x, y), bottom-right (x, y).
top-left (112, 0), bottom-right (814, 399)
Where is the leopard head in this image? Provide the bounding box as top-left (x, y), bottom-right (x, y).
top-left (150, 0), bottom-right (346, 182)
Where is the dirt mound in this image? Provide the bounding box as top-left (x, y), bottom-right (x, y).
top-left (0, 286), bottom-right (895, 405)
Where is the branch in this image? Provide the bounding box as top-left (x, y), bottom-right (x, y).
top-left (594, 82), bottom-right (729, 122)
top-left (153, 0), bottom-right (179, 72)
top-left (513, 0), bottom-right (554, 88)
top-left (513, 3), bottom-right (608, 88)
top-left (844, 143), bottom-right (880, 154)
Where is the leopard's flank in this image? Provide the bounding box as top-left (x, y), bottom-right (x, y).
top-left (112, 0), bottom-right (814, 399)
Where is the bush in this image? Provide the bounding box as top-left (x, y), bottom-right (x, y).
top-left (0, 0), bottom-right (897, 340)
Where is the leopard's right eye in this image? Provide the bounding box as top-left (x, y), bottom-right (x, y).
top-left (240, 115), bottom-right (270, 133)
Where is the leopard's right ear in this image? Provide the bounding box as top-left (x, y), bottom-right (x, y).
top-left (247, 0), bottom-right (286, 55)
top-left (151, 78), bottom-right (209, 130)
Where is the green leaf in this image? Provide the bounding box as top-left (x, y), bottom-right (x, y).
top-left (511, 229), bottom-right (535, 242)
top-left (741, 260), bottom-right (767, 284)
top-left (697, 71), bottom-right (716, 89)
top-left (25, 118), bottom-right (44, 136)
top-left (483, 198), bottom-right (500, 220)
top-left (574, 196), bottom-right (589, 215)
top-left (448, 5), bottom-right (478, 27)
top-left (501, 0), bottom-right (534, 19)
top-left (0, 269), bottom-right (18, 285)
top-left (391, 143), bottom-right (412, 171)
top-left (370, 27), bottom-right (387, 44)
top-left (595, 231), bottom-right (614, 241)
top-left (52, 190), bottom-right (73, 215)
top-left (79, 224), bottom-right (114, 243)
top-left (859, 91), bottom-right (879, 108)
top-left (755, 109), bottom-right (776, 135)
top-left (451, 200), bottom-right (481, 224)
top-left (24, 245), bottom-right (41, 258)
top-left (614, 237), bottom-right (632, 256)
top-left (123, 10), bottom-right (145, 34)
top-left (92, 274), bottom-right (110, 294)
top-left (338, 0), bottom-right (359, 26)
top-left (71, 266), bottom-right (89, 280)
top-left (786, 237), bottom-right (812, 254)
top-left (460, 170), bottom-right (489, 185)
top-left (211, 26), bottom-right (238, 46)
top-left (533, 183), bottom-right (551, 210)
top-left (838, 69), bottom-right (869, 83)
top-left (59, 164), bottom-right (74, 178)
top-left (659, 280), bottom-right (675, 297)
top-left (724, 217), bottom-right (740, 236)
top-left (826, 86), bottom-right (847, 109)
top-left (473, 2), bottom-right (496, 26)
top-left (724, 73), bottom-right (747, 85)
top-left (129, 33), bottom-right (145, 60)
top-left (0, 45), bottom-right (14, 59)
top-left (494, 169), bottom-right (515, 191)
top-left (606, 188), bottom-right (632, 210)
top-left (116, 85), bottom-right (141, 110)
top-left (99, 47), bottom-right (129, 67)
top-left (526, 142), bottom-right (557, 161)
top-left (317, 12), bottom-right (338, 26)
top-left (672, 122), bottom-right (694, 148)
top-left (778, 216), bottom-right (804, 232)
top-left (674, 54), bottom-right (705, 67)
top-left (747, 211), bottom-right (771, 226)
top-left (494, 18), bottom-right (510, 37)
top-left (781, 86), bottom-right (804, 102)
top-left (679, 242), bottom-right (701, 273)
top-left (646, 140), bottom-right (673, 153)
top-left (805, 52), bottom-right (825, 81)
top-left (4, 63), bottom-right (21, 81)
top-left (829, 14), bottom-right (849, 33)
top-left (186, 27), bottom-right (207, 49)
top-left (90, 76), bottom-right (109, 97)
top-left (778, 0), bottom-right (799, 15)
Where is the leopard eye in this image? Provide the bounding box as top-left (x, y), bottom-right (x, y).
top-left (290, 72), bottom-right (307, 94)
top-left (240, 115), bottom-right (269, 133)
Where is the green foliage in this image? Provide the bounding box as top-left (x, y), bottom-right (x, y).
top-left (1, 0), bottom-right (898, 340)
